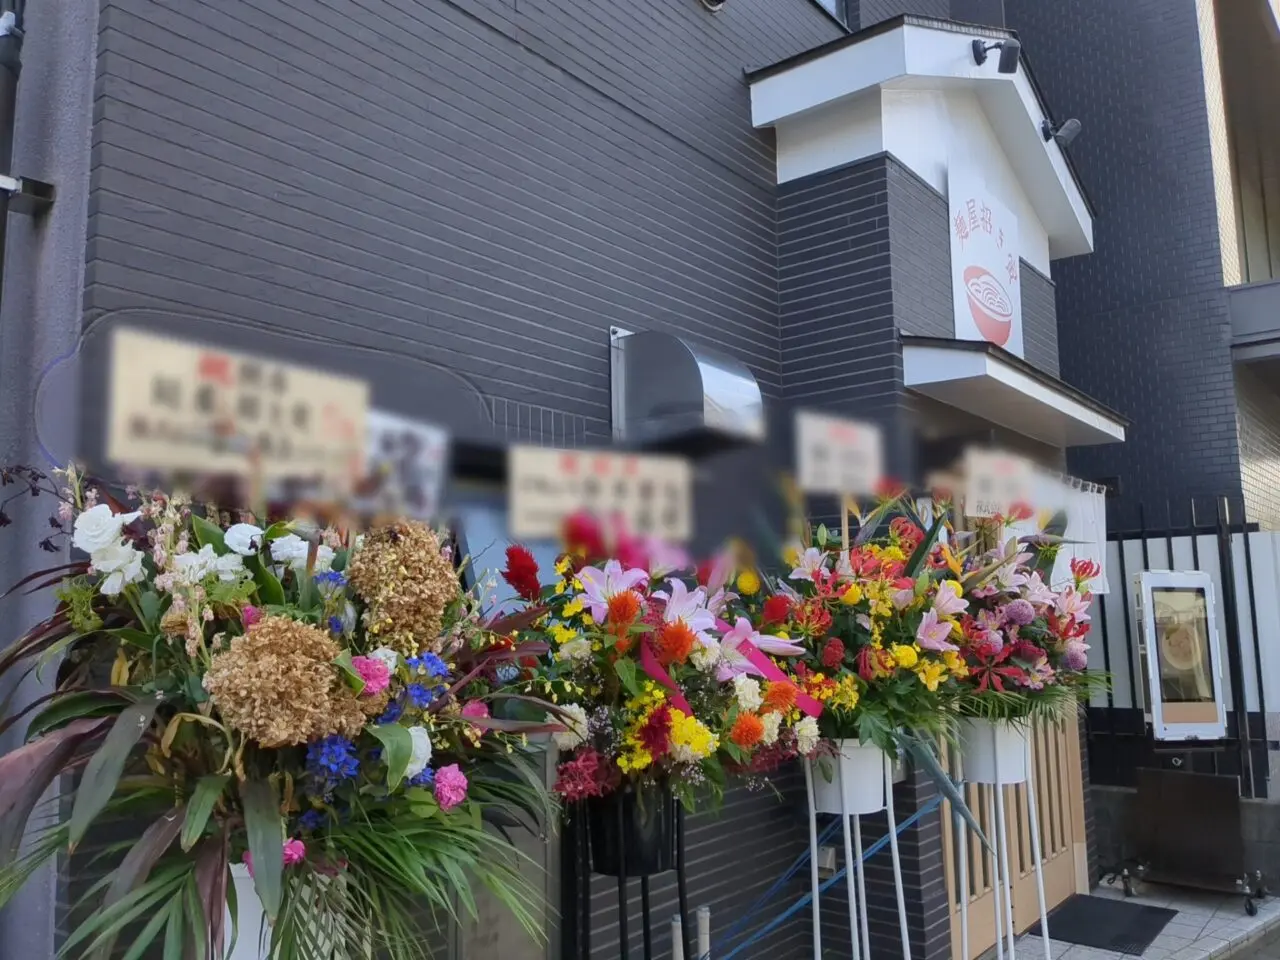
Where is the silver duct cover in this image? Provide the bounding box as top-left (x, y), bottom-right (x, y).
top-left (610, 329), bottom-right (765, 450)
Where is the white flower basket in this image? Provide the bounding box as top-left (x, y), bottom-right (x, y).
top-left (958, 717), bottom-right (1030, 785)
top-left (226, 864), bottom-right (269, 960)
top-left (811, 739), bottom-right (890, 815)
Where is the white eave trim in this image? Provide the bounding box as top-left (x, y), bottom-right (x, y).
top-left (903, 342), bottom-right (1126, 447)
top-left (748, 20), bottom-right (1093, 258)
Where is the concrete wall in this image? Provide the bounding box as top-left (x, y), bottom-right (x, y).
top-left (0, 0), bottom-right (101, 956)
top-left (1006, 0), bottom-right (1244, 523)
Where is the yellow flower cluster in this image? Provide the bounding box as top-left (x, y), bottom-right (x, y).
top-left (941, 649), bottom-right (969, 678)
top-left (669, 709), bottom-right (717, 763)
top-left (891, 644), bottom-right (918, 668)
top-left (736, 570), bottom-right (761, 596)
top-left (915, 660), bottom-right (947, 692)
top-left (827, 675), bottom-right (861, 712)
top-left (617, 684), bottom-right (667, 774)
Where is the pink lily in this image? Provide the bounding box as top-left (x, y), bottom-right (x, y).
top-left (703, 548), bottom-right (738, 618)
top-left (577, 560), bottom-right (649, 623)
top-left (916, 608), bottom-right (959, 652)
top-left (654, 579), bottom-right (716, 644)
top-left (789, 547), bottom-right (827, 582)
top-left (1054, 587), bottom-right (1092, 622)
top-left (712, 617), bottom-right (805, 681)
top-left (932, 582), bottom-right (969, 617)
top-left (1021, 572), bottom-right (1057, 606)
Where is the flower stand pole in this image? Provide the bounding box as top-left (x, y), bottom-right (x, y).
top-left (805, 741), bottom-right (910, 960)
top-left (958, 718), bottom-right (1051, 960)
top-left (581, 784), bottom-right (690, 960)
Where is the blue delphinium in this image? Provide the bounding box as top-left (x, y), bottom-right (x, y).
top-left (495, 663), bottom-right (521, 684)
top-left (298, 808), bottom-right (327, 832)
top-left (314, 570), bottom-right (348, 592)
top-left (406, 652), bottom-right (449, 679)
top-left (407, 683), bottom-right (443, 709)
top-left (377, 699), bottom-right (404, 725)
top-left (306, 735), bottom-right (360, 797)
top-left (407, 768), bottom-right (436, 789)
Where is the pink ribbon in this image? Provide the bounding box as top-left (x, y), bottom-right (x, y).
top-left (638, 639), bottom-right (693, 715)
top-left (739, 640), bottom-right (824, 718)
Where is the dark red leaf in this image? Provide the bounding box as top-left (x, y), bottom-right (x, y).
top-left (0, 561), bottom-right (88, 602)
top-left (467, 717), bottom-right (566, 734)
top-left (0, 716), bottom-right (112, 863)
top-left (484, 605), bottom-right (547, 635)
top-left (91, 806), bottom-right (186, 960)
top-left (193, 825), bottom-right (230, 958)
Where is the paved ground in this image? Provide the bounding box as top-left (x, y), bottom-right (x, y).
top-left (1007, 882), bottom-right (1280, 960)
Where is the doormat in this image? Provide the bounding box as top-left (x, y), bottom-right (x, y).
top-left (1029, 894), bottom-right (1177, 955)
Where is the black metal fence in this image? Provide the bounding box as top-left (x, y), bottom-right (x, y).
top-left (1085, 495), bottom-right (1272, 800)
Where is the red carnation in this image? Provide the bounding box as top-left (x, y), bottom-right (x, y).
top-left (821, 637), bottom-right (846, 670)
top-left (761, 594), bottom-right (793, 627)
top-left (501, 545), bottom-right (542, 602)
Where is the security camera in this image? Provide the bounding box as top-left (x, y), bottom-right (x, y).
top-left (1041, 118), bottom-right (1082, 146)
top-left (972, 37), bottom-right (1021, 74)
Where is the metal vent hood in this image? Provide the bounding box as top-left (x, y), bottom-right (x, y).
top-left (611, 328), bottom-right (765, 453)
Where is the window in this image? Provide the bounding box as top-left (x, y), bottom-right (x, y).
top-left (451, 494), bottom-right (560, 614)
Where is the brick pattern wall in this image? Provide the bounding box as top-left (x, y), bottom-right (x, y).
top-left (778, 156), bottom-right (916, 480)
top-left (1235, 364), bottom-right (1280, 530)
top-left (1005, 0), bottom-right (1242, 523)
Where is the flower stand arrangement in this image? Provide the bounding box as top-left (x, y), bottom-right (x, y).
top-left (0, 465), bottom-right (565, 960)
top-left (943, 508), bottom-right (1104, 960)
top-left (500, 514), bottom-right (810, 960)
top-left (763, 494), bottom-right (973, 960)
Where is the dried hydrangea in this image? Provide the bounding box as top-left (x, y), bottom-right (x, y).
top-left (204, 615), bottom-right (364, 747)
top-left (346, 520), bottom-right (457, 657)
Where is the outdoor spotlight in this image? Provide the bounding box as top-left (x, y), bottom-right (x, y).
top-left (971, 37), bottom-right (1021, 74)
top-left (699, 0), bottom-right (725, 11)
top-left (1041, 118), bottom-right (1082, 146)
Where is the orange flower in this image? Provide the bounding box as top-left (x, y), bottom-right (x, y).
top-left (607, 590), bottom-right (643, 627)
top-left (654, 620), bottom-right (698, 666)
top-left (730, 713), bottom-right (765, 748)
top-left (761, 680), bottom-right (798, 715)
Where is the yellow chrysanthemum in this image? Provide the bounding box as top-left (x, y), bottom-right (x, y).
top-left (828, 675), bottom-right (861, 712)
top-left (942, 650), bottom-right (970, 678)
top-left (891, 644), bottom-right (919, 669)
top-left (669, 710), bottom-right (718, 762)
top-left (736, 570), bottom-right (761, 596)
top-left (562, 596), bottom-right (585, 618)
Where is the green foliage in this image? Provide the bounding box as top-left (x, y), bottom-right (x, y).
top-left (56, 576), bottom-right (102, 633)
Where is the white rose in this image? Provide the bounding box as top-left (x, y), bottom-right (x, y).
top-left (733, 675), bottom-right (763, 713)
top-left (795, 716), bottom-right (820, 756)
top-left (172, 544), bottom-right (218, 584)
top-left (213, 552), bottom-right (245, 582)
top-left (73, 504), bottom-right (140, 554)
top-left (556, 638), bottom-right (593, 664)
top-left (269, 535), bottom-right (334, 572)
top-left (367, 647), bottom-right (400, 672)
top-left (551, 703), bottom-right (589, 752)
top-left (223, 523), bottom-right (265, 556)
top-left (404, 726), bottom-right (433, 780)
top-left (95, 542), bottom-right (144, 596)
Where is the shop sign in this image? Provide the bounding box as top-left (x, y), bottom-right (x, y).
top-left (508, 446), bottom-right (692, 542)
top-left (949, 169), bottom-right (1023, 357)
top-left (355, 410), bottom-right (449, 520)
top-left (106, 327), bottom-right (368, 491)
top-left (795, 410), bottom-right (884, 496)
top-left (964, 448), bottom-right (1033, 518)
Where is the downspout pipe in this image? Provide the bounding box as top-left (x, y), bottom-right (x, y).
top-left (0, 0), bottom-right (23, 314)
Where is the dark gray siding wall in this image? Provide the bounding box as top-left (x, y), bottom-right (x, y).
top-left (86, 0), bottom-right (843, 957)
top-left (1235, 363), bottom-right (1280, 530)
top-left (87, 0), bottom-right (838, 444)
top-left (885, 156), bottom-right (1060, 379)
top-left (858, 0), bottom-right (948, 28)
top-left (1006, 0), bottom-right (1243, 522)
top-left (1022, 263), bottom-right (1059, 379)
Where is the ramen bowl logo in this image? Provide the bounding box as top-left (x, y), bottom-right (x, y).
top-left (963, 265), bottom-right (1013, 346)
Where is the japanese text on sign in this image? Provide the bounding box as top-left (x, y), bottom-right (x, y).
top-left (948, 168), bottom-right (1023, 358)
top-left (106, 328), bottom-right (369, 491)
top-left (508, 446), bottom-right (693, 542)
top-left (354, 410), bottom-right (449, 520)
top-left (964, 448), bottom-right (1034, 519)
top-left (795, 410), bottom-right (884, 497)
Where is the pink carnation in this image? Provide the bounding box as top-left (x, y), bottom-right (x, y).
top-left (243, 839), bottom-right (306, 878)
top-left (242, 605), bottom-right (262, 628)
top-left (351, 655), bottom-right (391, 696)
top-left (460, 700), bottom-right (490, 734)
top-left (434, 763), bottom-right (469, 811)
